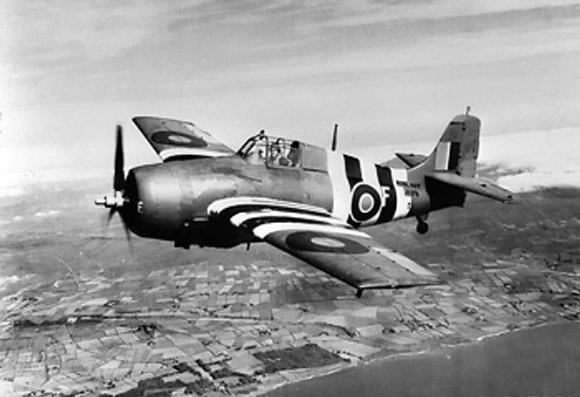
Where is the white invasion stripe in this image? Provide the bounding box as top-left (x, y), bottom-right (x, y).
top-left (434, 141), bottom-right (451, 170)
top-left (373, 247), bottom-right (436, 277)
top-left (231, 211), bottom-right (348, 228)
top-left (253, 222), bottom-right (370, 240)
top-left (208, 197), bottom-right (330, 216)
top-left (326, 151), bottom-right (351, 221)
top-left (159, 148), bottom-right (232, 160)
top-left (359, 158), bottom-right (382, 225)
top-left (391, 168), bottom-right (412, 220)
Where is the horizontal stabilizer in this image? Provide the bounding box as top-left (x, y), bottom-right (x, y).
top-left (427, 172), bottom-right (516, 203)
top-left (396, 152), bottom-right (427, 168)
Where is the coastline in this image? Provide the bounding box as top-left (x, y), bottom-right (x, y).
top-left (261, 320), bottom-right (580, 397)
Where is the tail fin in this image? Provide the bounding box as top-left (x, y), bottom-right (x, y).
top-left (408, 113), bottom-right (515, 206)
top-left (415, 114), bottom-right (480, 177)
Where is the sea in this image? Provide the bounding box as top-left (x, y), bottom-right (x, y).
top-left (266, 321), bottom-right (580, 397)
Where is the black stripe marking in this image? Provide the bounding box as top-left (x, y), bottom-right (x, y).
top-left (375, 165), bottom-right (397, 222)
top-left (448, 141), bottom-right (461, 170)
top-left (344, 154), bottom-right (362, 189)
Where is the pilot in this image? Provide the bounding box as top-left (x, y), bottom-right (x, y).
top-left (271, 138), bottom-right (290, 166)
top-left (288, 141), bottom-right (300, 167)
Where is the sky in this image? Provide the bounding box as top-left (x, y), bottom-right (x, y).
top-left (1, 0), bottom-right (580, 190)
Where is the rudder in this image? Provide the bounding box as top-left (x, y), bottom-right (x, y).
top-left (435, 114), bottom-right (480, 176)
top-left (415, 114), bottom-right (480, 178)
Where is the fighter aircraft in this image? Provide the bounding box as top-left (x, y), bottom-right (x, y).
top-left (96, 110), bottom-right (515, 296)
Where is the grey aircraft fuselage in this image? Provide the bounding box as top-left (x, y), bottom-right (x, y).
top-left (121, 147), bottom-right (462, 249)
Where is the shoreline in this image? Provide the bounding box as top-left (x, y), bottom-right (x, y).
top-left (257, 318), bottom-right (577, 396)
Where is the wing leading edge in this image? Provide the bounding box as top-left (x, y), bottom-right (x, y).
top-left (209, 197), bottom-right (439, 295)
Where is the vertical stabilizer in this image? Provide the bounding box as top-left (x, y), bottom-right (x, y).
top-left (411, 114), bottom-right (480, 178)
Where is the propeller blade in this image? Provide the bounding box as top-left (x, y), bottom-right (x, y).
top-left (101, 208), bottom-right (132, 250)
top-left (122, 218), bottom-right (133, 254)
top-left (114, 125), bottom-right (125, 191)
top-left (107, 208), bottom-right (116, 226)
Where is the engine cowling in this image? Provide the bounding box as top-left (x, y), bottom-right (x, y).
top-left (123, 166), bottom-right (184, 241)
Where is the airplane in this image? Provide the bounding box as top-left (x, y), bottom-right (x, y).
top-left (96, 110), bottom-right (516, 297)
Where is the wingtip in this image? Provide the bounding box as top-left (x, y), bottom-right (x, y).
top-left (504, 192), bottom-right (520, 204)
top-left (131, 116), bottom-right (147, 125)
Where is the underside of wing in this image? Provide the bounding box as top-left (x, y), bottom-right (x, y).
top-left (259, 224), bottom-right (438, 293)
top-left (427, 172), bottom-right (516, 203)
top-left (395, 152), bottom-right (428, 168)
top-left (133, 116), bottom-right (235, 161)
top-left (210, 197), bottom-right (438, 294)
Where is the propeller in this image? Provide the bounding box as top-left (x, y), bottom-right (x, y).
top-left (95, 125), bottom-right (132, 247)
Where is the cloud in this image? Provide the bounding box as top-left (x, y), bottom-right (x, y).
top-left (1, 0), bottom-right (579, 193)
top-left (4, 0), bottom-right (579, 80)
top-left (1, 126), bottom-right (577, 200)
top-left (0, 1), bottom-right (203, 76)
top-left (207, 21), bottom-right (580, 90)
top-left (479, 127), bottom-right (580, 192)
top-left (34, 210), bottom-right (61, 218)
top-left (0, 184), bottom-right (25, 198)
top-left (321, 0), bottom-right (580, 27)
top-left (0, 167), bottom-right (110, 199)
top-left (352, 126), bottom-right (580, 193)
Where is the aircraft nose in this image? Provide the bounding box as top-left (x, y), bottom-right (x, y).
top-left (122, 166), bottom-right (183, 240)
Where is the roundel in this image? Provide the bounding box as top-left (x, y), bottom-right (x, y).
top-left (350, 183), bottom-right (381, 222)
top-left (150, 130), bottom-right (208, 148)
top-left (285, 231), bottom-right (369, 254)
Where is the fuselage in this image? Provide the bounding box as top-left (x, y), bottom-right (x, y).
top-left (120, 147), bottom-right (465, 248)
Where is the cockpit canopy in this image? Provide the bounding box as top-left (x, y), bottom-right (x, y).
top-left (237, 131), bottom-right (327, 172)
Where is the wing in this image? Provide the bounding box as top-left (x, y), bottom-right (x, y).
top-left (132, 116), bottom-right (235, 161)
top-left (427, 172), bottom-right (516, 203)
top-left (208, 197), bottom-right (438, 293)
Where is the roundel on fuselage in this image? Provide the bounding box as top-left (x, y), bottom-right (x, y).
top-left (350, 183), bottom-right (381, 223)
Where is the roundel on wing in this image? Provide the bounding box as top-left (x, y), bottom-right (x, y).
top-left (150, 130), bottom-right (208, 148)
top-left (285, 231), bottom-right (369, 254)
top-left (350, 183), bottom-right (381, 222)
